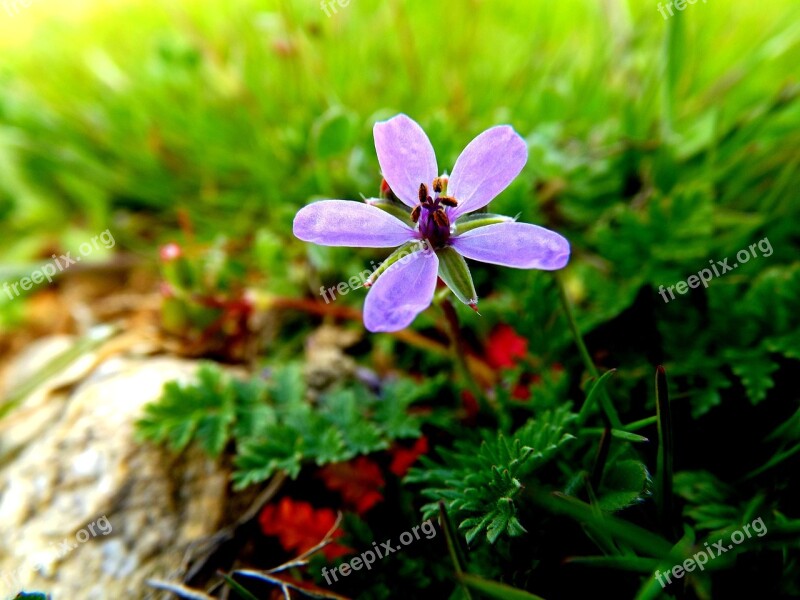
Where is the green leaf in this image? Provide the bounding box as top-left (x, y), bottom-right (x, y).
top-left (531, 491), bottom-right (675, 559)
top-left (565, 555), bottom-right (660, 572)
top-left (436, 246), bottom-right (477, 307)
top-left (577, 368), bottom-right (617, 425)
top-left (597, 459), bottom-right (652, 512)
top-left (233, 377), bottom-right (432, 488)
top-left (408, 406), bottom-right (576, 544)
top-left (458, 573), bottom-right (547, 600)
top-left (136, 364), bottom-right (240, 458)
top-left (268, 363), bottom-right (305, 407)
top-left (234, 427), bottom-right (304, 488)
top-left (731, 355), bottom-right (778, 405)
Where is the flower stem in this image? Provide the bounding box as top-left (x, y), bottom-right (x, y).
top-left (554, 272), bottom-right (622, 428)
top-left (439, 296), bottom-right (490, 413)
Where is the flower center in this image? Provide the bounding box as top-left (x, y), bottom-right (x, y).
top-left (411, 178), bottom-right (458, 248)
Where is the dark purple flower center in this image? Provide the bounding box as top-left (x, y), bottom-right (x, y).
top-left (411, 179), bottom-right (458, 248)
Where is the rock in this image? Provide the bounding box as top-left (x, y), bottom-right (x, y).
top-left (0, 338), bottom-right (231, 599)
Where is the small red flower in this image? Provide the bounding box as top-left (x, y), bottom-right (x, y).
top-left (461, 390), bottom-right (480, 421)
top-left (485, 324), bottom-right (528, 369)
top-left (259, 497), bottom-right (350, 560)
top-left (389, 436), bottom-right (429, 477)
top-left (318, 457), bottom-right (385, 515)
top-left (512, 383), bottom-right (531, 401)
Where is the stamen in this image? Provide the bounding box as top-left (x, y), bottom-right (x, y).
top-left (432, 177), bottom-right (443, 193)
top-left (410, 205), bottom-right (421, 223)
top-left (433, 210), bottom-right (449, 228)
top-left (418, 183), bottom-right (428, 204)
top-left (439, 195), bottom-right (458, 207)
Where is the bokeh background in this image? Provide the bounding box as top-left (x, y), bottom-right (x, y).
top-left (0, 0), bottom-right (798, 599)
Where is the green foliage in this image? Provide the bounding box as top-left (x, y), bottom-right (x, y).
top-left (137, 362), bottom-right (437, 489)
top-left (233, 371), bottom-right (438, 489)
top-left (408, 406), bottom-right (576, 544)
top-left (596, 459), bottom-right (652, 512)
top-left (136, 363), bottom-right (270, 457)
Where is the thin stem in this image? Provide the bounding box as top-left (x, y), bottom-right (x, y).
top-left (655, 365), bottom-right (676, 540)
top-left (554, 272), bottom-right (622, 428)
top-left (439, 296), bottom-right (490, 413)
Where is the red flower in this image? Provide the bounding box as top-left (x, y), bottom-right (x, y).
top-left (461, 390), bottom-right (480, 421)
top-left (485, 324), bottom-right (528, 369)
top-left (318, 457), bottom-right (385, 515)
top-left (512, 383), bottom-right (531, 401)
top-left (389, 436), bottom-right (429, 477)
top-left (259, 497), bottom-right (350, 560)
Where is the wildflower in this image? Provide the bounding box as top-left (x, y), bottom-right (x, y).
top-left (485, 324), bottom-right (529, 369)
top-left (318, 457), bottom-right (385, 515)
top-left (293, 114), bottom-right (570, 332)
top-left (389, 436), bottom-right (429, 477)
top-left (259, 497), bottom-right (350, 560)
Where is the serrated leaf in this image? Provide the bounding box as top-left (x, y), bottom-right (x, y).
top-left (597, 459), bottom-right (651, 512)
top-left (732, 356), bottom-right (778, 404)
top-left (408, 406), bottom-right (577, 544)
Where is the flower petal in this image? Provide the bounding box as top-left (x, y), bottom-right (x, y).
top-left (452, 222), bottom-right (570, 270)
top-left (373, 114), bottom-right (438, 208)
top-left (293, 200), bottom-right (415, 247)
top-left (363, 247), bottom-right (439, 332)
top-left (447, 126), bottom-right (528, 219)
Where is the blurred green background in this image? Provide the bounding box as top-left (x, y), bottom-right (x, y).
top-left (2, 0), bottom-right (798, 396)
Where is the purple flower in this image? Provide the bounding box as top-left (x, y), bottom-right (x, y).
top-left (293, 114), bottom-right (570, 333)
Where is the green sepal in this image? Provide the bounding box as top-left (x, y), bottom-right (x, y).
top-left (436, 246), bottom-right (477, 307)
top-left (365, 240), bottom-right (432, 287)
top-left (453, 212), bottom-right (516, 235)
top-left (366, 198), bottom-right (415, 227)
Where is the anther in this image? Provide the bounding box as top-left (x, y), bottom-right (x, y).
top-left (433, 210), bottom-right (449, 228)
top-left (418, 183), bottom-right (428, 204)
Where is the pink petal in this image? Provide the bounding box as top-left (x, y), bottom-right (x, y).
top-left (452, 222), bottom-right (570, 270)
top-left (447, 126), bottom-right (528, 219)
top-left (373, 114), bottom-right (438, 208)
top-left (293, 200), bottom-right (415, 247)
top-left (363, 247), bottom-right (439, 332)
